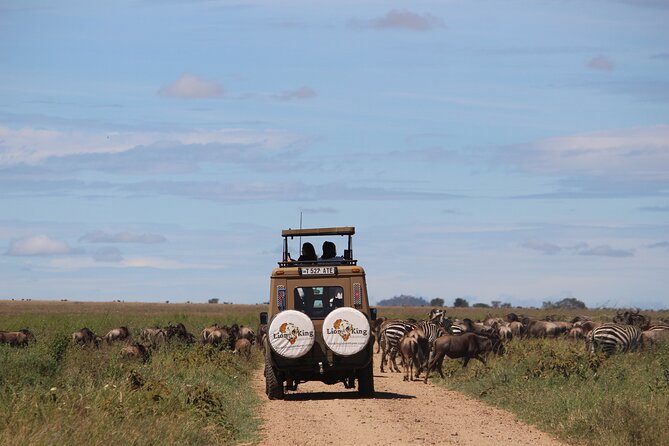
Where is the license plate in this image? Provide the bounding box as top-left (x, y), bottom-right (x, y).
top-left (299, 266), bottom-right (336, 275)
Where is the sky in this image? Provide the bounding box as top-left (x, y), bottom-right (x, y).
top-left (1, 0), bottom-right (668, 309)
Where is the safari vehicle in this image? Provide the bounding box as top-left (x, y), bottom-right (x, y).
top-left (260, 227), bottom-right (376, 399)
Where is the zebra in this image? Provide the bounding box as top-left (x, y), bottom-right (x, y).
top-left (409, 320), bottom-right (448, 375)
top-left (379, 320), bottom-right (418, 373)
top-left (379, 313), bottom-right (446, 374)
top-left (586, 323), bottom-right (642, 357)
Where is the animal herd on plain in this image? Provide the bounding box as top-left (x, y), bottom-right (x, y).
top-left (2, 321), bottom-right (259, 362)
top-left (372, 308), bottom-right (669, 383)
top-left (3, 309), bottom-right (668, 383)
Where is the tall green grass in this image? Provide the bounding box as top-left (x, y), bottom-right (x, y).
top-left (429, 338), bottom-right (669, 446)
top-left (0, 305), bottom-right (263, 445)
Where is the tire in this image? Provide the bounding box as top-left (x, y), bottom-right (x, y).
top-left (265, 342), bottom-right (284, 400)
top-left (357, 357), bottom-right (375, 397)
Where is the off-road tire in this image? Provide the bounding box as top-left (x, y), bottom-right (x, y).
top-left (265, 343), bottom-right (284, 400)
top-left (357, 358), bottom-right (375, 397)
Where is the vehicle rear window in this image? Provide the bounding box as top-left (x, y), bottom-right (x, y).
top-left (294, 286), bottom-right (344, 318)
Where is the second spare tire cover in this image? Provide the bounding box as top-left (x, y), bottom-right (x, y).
top-left (268, 310), bottom-right (315, 358)
top-left (322, 307), bottom-right (371, 356)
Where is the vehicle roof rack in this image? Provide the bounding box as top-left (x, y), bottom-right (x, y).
top-left (279, 226), bottom-right (357, 267)
top-left (282, 227), bottom-right (355, 237)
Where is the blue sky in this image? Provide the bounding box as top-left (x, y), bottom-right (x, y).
top-left (1, 0), bottom-right (668, 309)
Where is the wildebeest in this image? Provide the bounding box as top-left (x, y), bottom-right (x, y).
top-left (233, 338), bottom-right (252, 359)
top-left (165, 322), bottom-right (196, 343)
top-left (573, 320), bottom-right (600, 336)
top-left (398, 331), bottom-right (428, 382)
top-left (0, 328), bottom-right (35, 347)
top-left (522, 318), bottom-right (569, 338)
top-left (370, 316), bottom-right (387, 353)
top-left (612, 309), bottom-right (650, 330)
top-left (256, 323), bottom-right (268, 351)
top-left (120, 342), bottom-right (150, 362)
top-left (640, 325), bottom-right (669, 350)
top-left (237, 325), bottom-right (255, 344)
top-left (423, 332), bottom-right (500, 383)
top-left (103, 326), bottom-right (130, 345)
top-left (201, 324), bottom-right (220, 343)
top-left (205, 325), bottom-right (235, 350)
top-left (72, 328), bottom-right (101, 347)
top-left (141, 327), bottom-right (167, 347)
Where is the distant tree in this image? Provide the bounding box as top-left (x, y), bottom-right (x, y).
top-left (473, 303), bottom-right (491, 308)
top-left (430, 298), bottom-right (445, 307)
top-left (501, 302), bottom-right (512, 308)
top-left (377, 295), bottom-right (430, 306)
top-left (208, 298), bottom-right (219, 304)
top-left (491, 300), bottom-right (501, 309)
top-left (453, 297), bottom-right (469, 308)
top-left (542, 297), bottom-right (586, 310)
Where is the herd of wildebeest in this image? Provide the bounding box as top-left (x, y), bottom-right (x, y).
top-left (0, 321), bottom-right (261, 363)
top-left (371, 308), bottom-right (669, 383)
top-left (2, 308), bottom-right (669, 386)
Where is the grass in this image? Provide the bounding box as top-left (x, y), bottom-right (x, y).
top-left (387, 307), bottom-right (669, 446)
top-left (0, 301), bottom-right (266, 446)
top-left (3, 301), bottom-right (668, 445)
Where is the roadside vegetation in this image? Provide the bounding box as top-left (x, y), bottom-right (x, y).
top-left (380, 306), bottom-right (669, 446)
top-left (3, 301), bottom-right (668, 445)
top-left (0, 301), bottom-right (264, 445)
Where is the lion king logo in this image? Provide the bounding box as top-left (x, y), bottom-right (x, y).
top-left (279, 322), bottom-right (299, 344)
top-left (333, 319), bottom-right (354, 341)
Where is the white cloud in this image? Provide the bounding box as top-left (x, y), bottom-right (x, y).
top-left (80, 231), bottom-right (167, 244)
top-left (0, 126), bottom-right (303, 166)
top-left (47, 256), bottom-right (225, 270)
top-left (522, 240), bottom-right (562, 255)
top-left (158, 73), bottom-right (224, 99)
top-left (352, 10), bottom-right (444, 32)
top-left (587, 55), bottom-right (615, 71)
top-left (522, 240), bottom-right (635, 258)
top-left (6, 235), bottom-right (72, 256)
top-left (578, 244), bottom-right (634, 257)
top-left (277, 86), bottom-right (317, 101)
top-left (499, 125), bottom-right (669, 181)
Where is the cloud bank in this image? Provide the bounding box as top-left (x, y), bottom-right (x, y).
top-left (587, 55), bottom-right (615, 71)
top-left (80, 231), bottom-right (167, 244)
top-left (6, 235), bottom-right (73, 256)
top-left (350, 10), bottom-right (444, 32)
top-left (522, 240), bottom-right (634, 257)
top-left (158, 74), bottom-right (224, 99)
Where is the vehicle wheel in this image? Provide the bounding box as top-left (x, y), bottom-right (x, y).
top-left (265, 344), bottom-right (284, 400)
top-left (357, 358), bottom-right (375, 397)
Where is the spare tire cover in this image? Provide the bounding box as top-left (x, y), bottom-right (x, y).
top-left (268, 310), bottom-right (315, 358)
top-left (322, 307), bottom-right (371, 356)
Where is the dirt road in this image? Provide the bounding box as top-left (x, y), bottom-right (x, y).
top-left (254, 353), bottom-right (568, 446)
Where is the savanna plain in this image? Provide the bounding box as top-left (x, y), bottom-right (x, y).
top-left (1, 301), bottom-right (668, 446)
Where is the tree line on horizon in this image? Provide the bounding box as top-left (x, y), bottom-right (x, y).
top-left (375, 294), bottom-right (587, 310)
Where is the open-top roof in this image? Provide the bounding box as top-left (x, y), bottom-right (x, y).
top-left (281, 227), bottom-right (355, 238)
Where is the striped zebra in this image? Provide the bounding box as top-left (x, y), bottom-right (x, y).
top-left (379, 316), bottom-right (446, 373)
top-left (409, 320), bottom-right (448, 375)
top-left (379, 320), bottom-right (418, 373)
top-left (587, 323), bottom-right (642, 356)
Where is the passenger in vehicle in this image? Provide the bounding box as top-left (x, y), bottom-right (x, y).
top-left (288, 242), bottom-right (317, 262)
top-left (320, 241), bottom-right (343, 261)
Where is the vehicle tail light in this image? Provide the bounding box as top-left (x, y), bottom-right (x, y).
top-left (353, 283), bottom-right (362, 308)
top-left (277, 285), bottom-right (286, 311)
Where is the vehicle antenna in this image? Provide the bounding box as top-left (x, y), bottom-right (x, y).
top-left (299, 211), bottom-right (303, 251)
